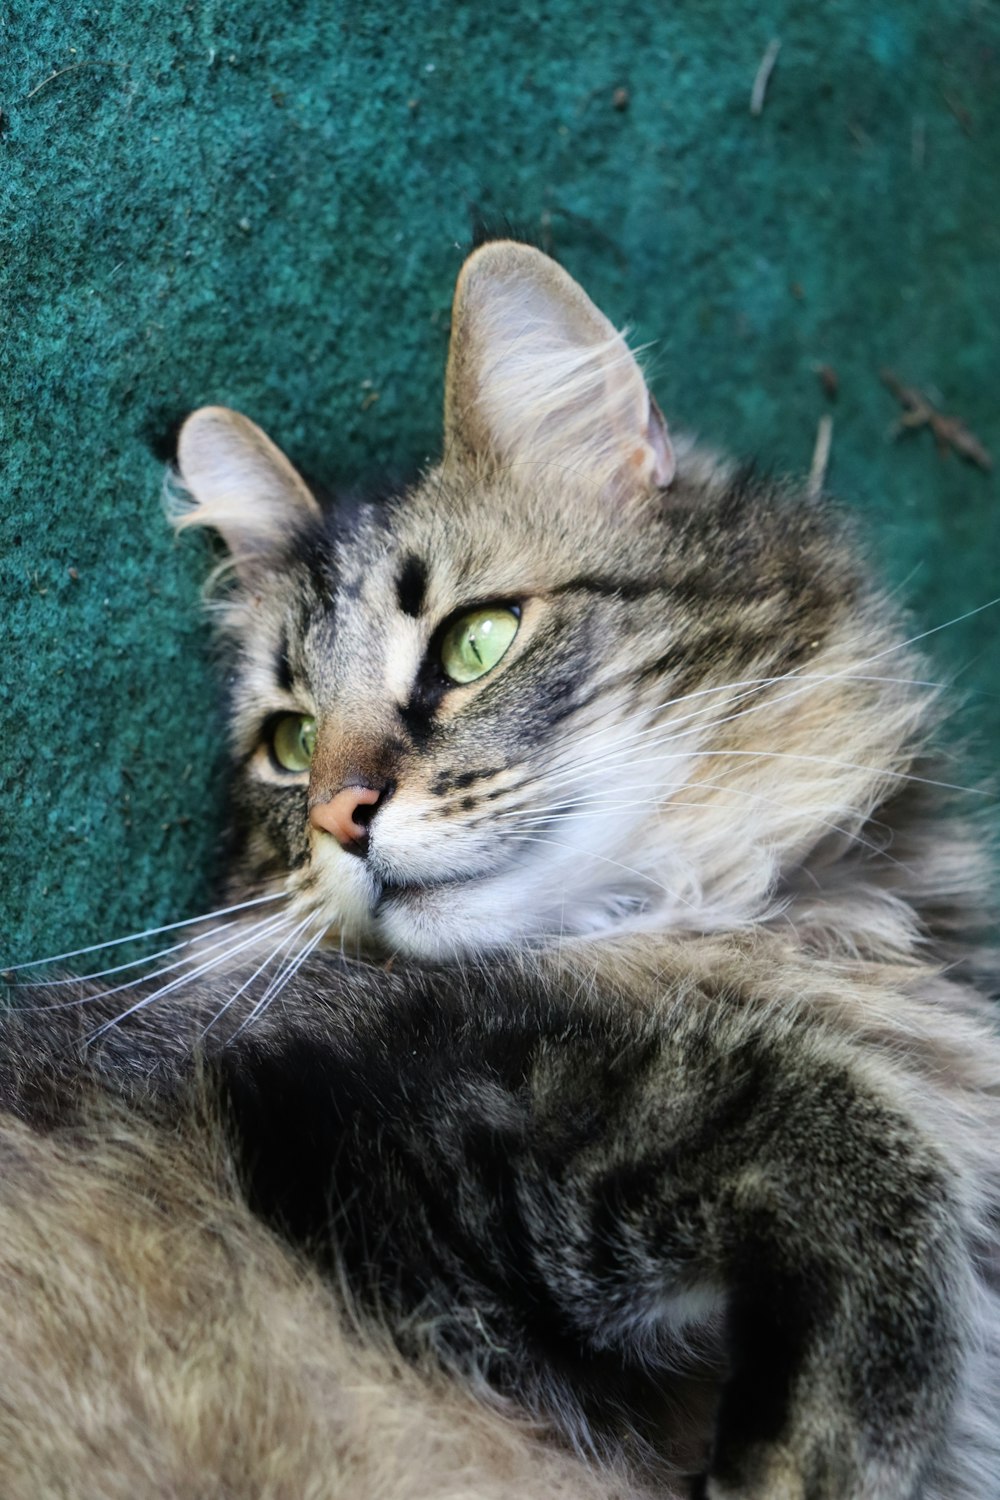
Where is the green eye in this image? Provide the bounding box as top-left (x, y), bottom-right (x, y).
top-left (440, 606), bottom-right (520, 684)
top-left (271, 713), bottom-right (317, 772)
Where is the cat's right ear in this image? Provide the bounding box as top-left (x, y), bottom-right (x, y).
top-left (172, 407), bottom-right (321, 579)
top-left (443, 241), bottom-right (675, 501)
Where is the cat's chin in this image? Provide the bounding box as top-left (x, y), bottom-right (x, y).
top-left (301, 840), bottom-right (528, 961)
top-left (365, 874), bottom-right (655, 962)
top-left (371, 878), bottom-right (493, 961)
top-left (364, 894), bottom-right (514, 961)
top-left (298, 840), bottom-right (661, 961)
top-left (291, 875), bottom-right (527, 962)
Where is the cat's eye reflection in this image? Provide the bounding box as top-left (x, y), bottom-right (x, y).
top-left (440, 605), bottom-right (520, 684)
top-left (271, 713), bottom-right (317, 773)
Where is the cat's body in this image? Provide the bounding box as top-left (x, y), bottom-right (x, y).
top-left (3, 242), bottom-right (998, 1499)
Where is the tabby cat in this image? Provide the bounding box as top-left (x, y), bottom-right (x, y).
top-left (3, 241), bottom-right (999, 1500)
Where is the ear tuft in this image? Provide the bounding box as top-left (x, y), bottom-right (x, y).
top-left (444, 242), bottom-right (675, 498)
top-left (172, 407), bottom-right (321, 578)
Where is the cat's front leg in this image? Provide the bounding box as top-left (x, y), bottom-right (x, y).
top-left (696, 1151), bottom-right (961, 1500)
top-left (512, 1002), bottom-right (965, 1500)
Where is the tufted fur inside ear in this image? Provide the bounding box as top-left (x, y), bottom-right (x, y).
top-left (444, 242), bottom-right (675, 498)
top-left (172, 407), bottom-right (321, 578)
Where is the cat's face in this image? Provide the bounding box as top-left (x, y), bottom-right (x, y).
top-left (175, 243), bottom-right (916, 960)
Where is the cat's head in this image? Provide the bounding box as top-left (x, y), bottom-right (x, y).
top-left (172, 242), bottom-right (927, 960)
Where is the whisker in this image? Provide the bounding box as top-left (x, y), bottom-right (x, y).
top-left (9, 936), bottom-right (198, 989)
top-left (81, 915), bottom-right (298, 1044)
top-left (22, 913), bottom-right (294, 1014)
top-left (555, 678), bottom-right (763, 758)
top-left (529, 620), bottom-right (991, 797)
top-left (9, 910), bottom-right (286, 990)
top-left (548, 673), bottom-right (806, 772)
top-left (534, 677), bottom-right (856, 794)
top-left (264, 927), bottom-right (326, 1011)
top-left (201, 916), bottom-right (320, 1041)
top-left (6, 891), bottom-right (288, 972)
top-left (560, 670), bottom-right (943, 771)
top-left (519, 728), bottom-right (989, 805)
top-left (227, 919), bottom-right (323, 1043)
top-left (681, 749), bottom-right (989, 799)
top-left (863, 596), bottom-right (1000, 662)
top-left (503, 779), bottom-right (896, 867)
top-left (629, 609), bottom-right (999, 762)
top-left (479, 663), bottom-right (952, 813)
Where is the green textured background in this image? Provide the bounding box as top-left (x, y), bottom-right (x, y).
top-left (2, 1), bottom-right (998, 967)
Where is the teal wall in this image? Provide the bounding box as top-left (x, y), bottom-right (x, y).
top-left (3, 1), bottom-right (998, 964)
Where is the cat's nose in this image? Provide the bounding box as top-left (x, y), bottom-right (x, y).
top-left (309, 784), bottom-right (384, 856)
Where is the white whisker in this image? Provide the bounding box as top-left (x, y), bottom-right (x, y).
top-left (520, 729), bottom-right (988, 805)
top-left (681, 749), bottom-right (988, 799)
top-left (861, 596), bottom-right (1000, 662)
top-left (201, 916), bottom-right (321, 1040)
top-left (10, 910), bottom-right (287, 990)
top-left (7, 891), bottom-right (287, 972)
top-left (82, 914), bottom-right (298, 1044)
top-left (531, 672), bottom-right (883, 795)
top-left (24, 913), bottom-right (294, 1014)
top-left (504, 778), bottom-right (896, 869)
top-left (227, 919), bottom-right (323, 1042)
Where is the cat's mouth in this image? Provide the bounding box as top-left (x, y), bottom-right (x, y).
top-left (366, 853), bottom-right (549, 959)
top-left (311, 837), bottom-right (660, 961)
top-left (374, 877), bottom-right (420, 908)
top-left (302, 837), bottom-right (517, 959)
top-left (372, 871), bottom-right (475, 911)
top-left (363, 838), bottom-right (517, 915)
top-left (365, 871), bottom-right (496, 961)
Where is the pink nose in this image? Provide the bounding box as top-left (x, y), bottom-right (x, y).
top-left (309, 785), bottom-right (382, 849)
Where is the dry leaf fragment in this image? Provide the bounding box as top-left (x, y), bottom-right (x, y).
top-left (880, 369), bottom-right (992, 472)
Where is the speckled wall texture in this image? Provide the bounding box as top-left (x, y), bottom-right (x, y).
top-left (2, 1), bottom-right (998, 963)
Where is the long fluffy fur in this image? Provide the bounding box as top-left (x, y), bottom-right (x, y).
top-left (3, 241), bottom-right (998, 1498)
top-left (0, 1096), bottom-right (662, 1500)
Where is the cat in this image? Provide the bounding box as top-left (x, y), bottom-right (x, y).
top-left (2, 239), bottom-right (999, 1500)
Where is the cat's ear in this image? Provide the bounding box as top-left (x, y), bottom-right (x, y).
top-left (172, 406), bottom-right (321, 577)
top-left (444, 241), bottom-right (675, 498)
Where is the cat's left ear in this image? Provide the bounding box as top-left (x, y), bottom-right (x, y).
top-left (443, 241), bottom-right (675, 499)
top-left (172, 406), bottom-right (321, 578)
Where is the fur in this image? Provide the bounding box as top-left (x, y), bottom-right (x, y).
top-left (0, 1099), bottom-right (659, 1500)
top-left (3, 242), bottom-right (998, 1498)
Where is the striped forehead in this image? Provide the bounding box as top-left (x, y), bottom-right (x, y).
top-left (295, 494), bottom-right (523, 707)
top-left (298, 543), bottom-right (430, 712)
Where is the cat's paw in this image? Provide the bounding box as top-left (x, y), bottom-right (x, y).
top-left (702, 1439), bottom-right (820, 1500)
top-left (703, 1444), bottom-right (909, 1500)
top-left (706, 1481), bottom-right (803, 1500)
top-left (705, 1463), bottom-right (804, 1500)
